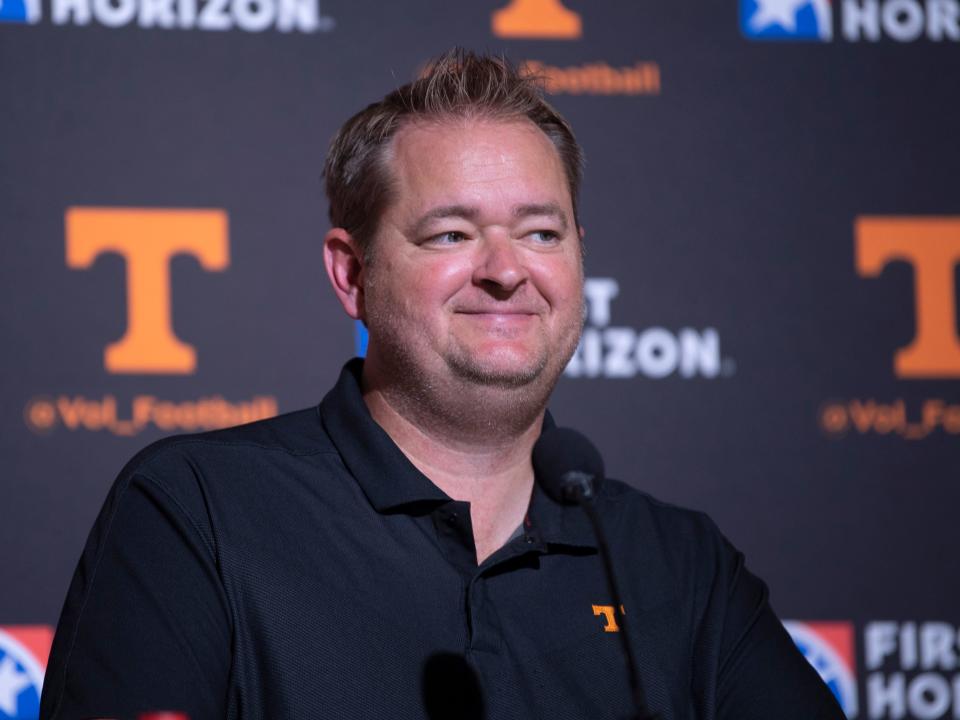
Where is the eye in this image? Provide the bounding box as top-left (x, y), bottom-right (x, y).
top-left (529, 229), bottom-right (561, 245)
top-left (427, 231), bottom-right (469, 246)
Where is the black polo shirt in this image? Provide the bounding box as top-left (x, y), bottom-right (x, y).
top-left (41, 360), bottom-right (843, 720)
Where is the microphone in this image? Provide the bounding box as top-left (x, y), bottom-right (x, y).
top-left (532, 428), bottom-right (656, 720)
top-left (532, 426), bottom-right (604, 505)
top-left (421, 652), bottom-right (485, 720)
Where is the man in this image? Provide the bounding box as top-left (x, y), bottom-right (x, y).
top-left (41, 50), bottom-right (843, 719)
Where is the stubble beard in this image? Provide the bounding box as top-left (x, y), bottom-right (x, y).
top-left (444, 338), bottom-right (549, 389)
top-left (362, 284), bottom-right (583, 440)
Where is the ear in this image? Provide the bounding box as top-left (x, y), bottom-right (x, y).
top-left (324, 227), bottom-right (366, 321)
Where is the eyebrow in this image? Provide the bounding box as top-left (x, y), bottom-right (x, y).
top-left (513, 203), bottom-right (569, 234)
top-left (409, 202), bottom-right (569, 237)
top-left (408, 205), bottom-right (479, 238)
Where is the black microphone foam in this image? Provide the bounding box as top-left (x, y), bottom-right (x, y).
top-left (421, 652), bottom-right (485, 720)
top-left (532, 427), bottom-right (605, 505)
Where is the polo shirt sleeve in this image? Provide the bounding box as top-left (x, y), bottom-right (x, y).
top-left (713, 537), bottom-right (846, 720)
top-left (40, 466), bottom-right (232, 720)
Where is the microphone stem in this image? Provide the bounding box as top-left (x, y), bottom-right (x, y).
top-left (580, 497), bottom-right (651, 720)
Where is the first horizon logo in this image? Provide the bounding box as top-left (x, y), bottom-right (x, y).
top-left (565, 277), bottom-right (733, 381)
top-left (741, 0), bottom-right (833, 40)
top-left (0, 0), bottom-right (332, 32)
top-left (785, 621), bottom-right (859, 716)
top-left (0, 0), bottom-right (40, 23)
top-left (786, 620), bottom-right (960, 719)
top-left (741, 0), bottom-right (960, 42)
top-left (0, 626), bottom-right (53, 720)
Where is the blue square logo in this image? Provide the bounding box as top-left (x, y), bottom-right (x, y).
top-left (740, 0), bottom-right (833, 41)
top-left (0, 0), bottom-right (41, 23)
top-left (354, 320), bottom-right (369, 358)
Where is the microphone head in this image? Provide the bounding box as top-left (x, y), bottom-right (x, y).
top-left (421, 652), bottom-right (485, 720)
top-left (532, 427), bottom-right (605, 505)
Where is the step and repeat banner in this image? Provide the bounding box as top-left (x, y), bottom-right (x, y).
top-left (2, 0), bottom-right (958, 717)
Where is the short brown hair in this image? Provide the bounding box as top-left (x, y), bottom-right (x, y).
top-left (322, 48), bottom-right (584, 258)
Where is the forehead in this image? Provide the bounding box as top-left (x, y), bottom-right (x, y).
top-left (383, 117), bottom-right (571, 216)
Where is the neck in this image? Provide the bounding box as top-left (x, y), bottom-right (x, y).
top-left (361, 362), bottom-right (548, 563)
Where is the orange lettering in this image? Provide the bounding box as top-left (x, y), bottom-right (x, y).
top-left (847, 399), bottom-right (877, 433)
top-left (872, 400), bottom-right (905, 434)
top-left (66, 207), bottom-right (229, 374)
top-left (55, 396), bottom-right (85, 430)
top-left (133, 395), bottom-right (156, 427)
top-left (492, 0), bottom-right (582, 39)
top-left (944, 403), bottom-right (960, 433)
top-left (856, 217), bottom-right (960, 378)
top-left (80, 399), bottom-right (105, 430)
top-left (923, 399), bottom-right (945, 431)
top-left (591, 604), bottom-right (620, 632)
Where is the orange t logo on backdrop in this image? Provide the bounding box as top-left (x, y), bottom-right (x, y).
top-left (66, 207), bottom-right (229, 374)
top-left (856, 216), bottom-right (960, 378)
top-left (492, 0), bottom-right (582, 39)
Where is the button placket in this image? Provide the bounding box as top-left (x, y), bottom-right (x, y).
top-left (465, 572), bottom-right (502, 654)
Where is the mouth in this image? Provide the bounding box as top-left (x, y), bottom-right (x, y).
top-left (455, 310), bottom-right (538, 321)
top-left (453, 311), bottom-right (540, 336)
top-left (458, 311), bottom-right (535, 315)
top-left (454, 307), bottom-right (540, 316)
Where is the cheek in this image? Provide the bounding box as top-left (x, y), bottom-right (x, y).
top-left (531, 257), bottom-right (583, 308)
top-left (413, 255), bottom-right (475, 299)
top-left (379, 255), bottom-right (473, 318)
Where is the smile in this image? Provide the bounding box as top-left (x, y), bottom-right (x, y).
top-left (456, 311), bottom-right (538, 320)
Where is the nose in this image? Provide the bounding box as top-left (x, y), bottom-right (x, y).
top-left (473, 234), bottom-right (528, 295)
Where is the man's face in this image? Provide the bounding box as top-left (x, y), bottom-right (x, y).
top-left (361, 117), bottom-right (584, 394)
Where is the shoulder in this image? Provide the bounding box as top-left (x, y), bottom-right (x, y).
top-left (123, 405), bottom-right (338, 479)
top-left (597, 478), bottom-right (737, 583)
top-left (596, 480), bottom-right (764, 646)
top-left (599, 478), bottom-right (724, 544)
top-left (101, 407), bottom-right (342, 536)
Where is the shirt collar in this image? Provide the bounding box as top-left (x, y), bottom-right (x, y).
top-left (525, 481), bottom-right (597, 550)
top-left (318, 359), bottom-right (597, 550)
top-left (319, 359), bottom-right (448, 512)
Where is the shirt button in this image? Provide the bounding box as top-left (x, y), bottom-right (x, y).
top-left (447, 512), bottom-right (458, 524)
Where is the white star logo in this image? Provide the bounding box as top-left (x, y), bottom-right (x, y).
top-left (749, 0), bottom-right (810, 32)
top-left (0, 655), bottom-right (32, 716)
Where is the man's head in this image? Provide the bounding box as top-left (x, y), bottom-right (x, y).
top-left (323, 49), bottom-right (584, 261)
top-left (323, 50), bottom-right (586, 434)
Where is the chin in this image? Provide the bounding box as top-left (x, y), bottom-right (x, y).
top-left (445, 350), bottom-right (550, 389)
